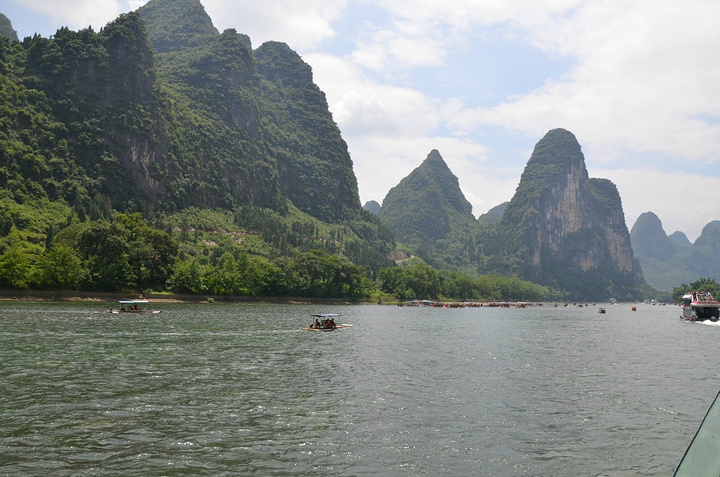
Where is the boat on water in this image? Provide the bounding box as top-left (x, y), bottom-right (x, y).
top-left (109, 300), bottom-right (162, 314)
top-left (681, 291), bottom-right (720, 322)
top-left (303, 313), bottom-right (349, 331)
top-left (599, 307), bottom-right (606, 314)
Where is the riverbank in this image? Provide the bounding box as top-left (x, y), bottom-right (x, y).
top-left (0, 289), bottom-right (369, 305)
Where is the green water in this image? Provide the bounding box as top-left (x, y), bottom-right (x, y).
top-left (0, 301), bottom-right (717, 476)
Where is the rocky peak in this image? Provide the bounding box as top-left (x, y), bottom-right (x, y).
top-left (138, 0), bottom-right (219, 54)
top-left (630, 211), bottom-right (679, 260)
top-left (379, 150), bottom-right (478, 269)
top-left (668, 231), bottom-right (692, 248)
top-left (255, 41), bottom-right (313, 87)
top-left (0, 13), bottom-right (18, 42)
top-left (496, 128), bottom-right (642, 299)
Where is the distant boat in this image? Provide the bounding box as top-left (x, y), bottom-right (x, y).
top-left (109, 300), bottom-right (162, 314)
top-left (681, 291), bottom-right (720, 322)
top-left (598, 307), bottom-right (606, 314)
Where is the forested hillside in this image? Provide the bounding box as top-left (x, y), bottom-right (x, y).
top-left (0, 0), bottom-right (397, 298)
top-left (379, 150), bottom-right (479, 274)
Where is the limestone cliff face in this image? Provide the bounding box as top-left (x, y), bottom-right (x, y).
top-left (498, 128), bottom-right (642, 299)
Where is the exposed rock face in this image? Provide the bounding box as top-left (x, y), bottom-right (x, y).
top-left (497, 128), bottom-right (643, 299)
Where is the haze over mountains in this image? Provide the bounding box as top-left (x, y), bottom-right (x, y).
top-left (630, 212), bottom-right (720, 291)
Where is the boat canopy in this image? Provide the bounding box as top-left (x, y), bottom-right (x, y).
top-left (119, 300), bottom-right (148, 304)
top-left (310, 313), bottom-right (340, 318)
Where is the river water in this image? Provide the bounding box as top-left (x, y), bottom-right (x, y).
top-left (1, 301), bottom-right (718, 476)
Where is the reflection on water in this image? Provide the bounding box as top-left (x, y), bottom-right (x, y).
top-left (0, 301), bottom-right (717, 476)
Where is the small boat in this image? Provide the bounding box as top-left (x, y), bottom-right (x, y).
top-left (598, 307), bottom-right (606, 314)
top-left (303, 313), bottom-right (349, 331)
top-left (109, 300), bottom-right (162, 314)
top-left (681, 291), bottom-right (720, 322)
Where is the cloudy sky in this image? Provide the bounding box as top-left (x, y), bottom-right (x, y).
top-left (4, 0), bottom-right (720, 241)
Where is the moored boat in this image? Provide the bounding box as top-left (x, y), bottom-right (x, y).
top-left (681, 291), bottom-right (720, 322)
top-left (109, 300), bottom-right (162, 314)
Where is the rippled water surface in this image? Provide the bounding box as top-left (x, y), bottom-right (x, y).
top-left (1, 301), bottom-right (719, 476)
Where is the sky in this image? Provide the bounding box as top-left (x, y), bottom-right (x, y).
top-left (3, 0), bottom-right (720, 241)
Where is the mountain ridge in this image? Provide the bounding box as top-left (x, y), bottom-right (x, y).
top-left (630, 212), bottom-right (720, 291)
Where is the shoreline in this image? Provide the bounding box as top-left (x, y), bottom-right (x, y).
top-left (0, 289), bottom-right (369, 305)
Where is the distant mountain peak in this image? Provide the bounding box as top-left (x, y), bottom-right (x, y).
top-left (379, 149), bottom-right (477, 268)
top-left (137, 0), bottom-right (219, 54)
top-left (423, 148), bottom-right (446, 166)
top-left (668, 231), bottom-right (692, 248)
top-left (0, 13), bottom-right (18, 42)
top-left (363, 200), bottom-right (381, 216)
top-left (255, 41), bottom-right (313, 87)
top-left (630, 211), bottom-right (678, 262)
top-left (526, 128), bottom-right (585, 171)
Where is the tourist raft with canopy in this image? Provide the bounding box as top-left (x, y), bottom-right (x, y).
top-left (109, 300), bottom-right (162, 314)
top-left (303, 313), bottom-right (350, 331)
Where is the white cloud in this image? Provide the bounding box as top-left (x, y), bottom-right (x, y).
top-left (593, 168), bottom-right (720, 242)
top-left (460, 0), bottom-right (720, 163)
top-left (11, 0), bottom-right (125, 32)
top-left (202, 0), bottom-right (347, 50)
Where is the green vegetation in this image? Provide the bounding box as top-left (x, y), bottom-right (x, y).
top-left (378, 259), bottom-right (559, 302)
top-left (0, 0), bottom-right (396, 300)
top-left (672, 278), bottom-right (720, 304)
top-left (0, 202), bottom-right (554, 302)
top-left (379, 150), bottom-right (480, 274)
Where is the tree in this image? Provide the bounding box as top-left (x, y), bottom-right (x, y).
top-left (0, 241), bottom-right (39, 289)
top-left (673, 278), bottom-right (720, 303)
top-left (33, 244), bottom-right (82, 289)
top-left (77, 220), bottom-right (135, 291)
top-left (168, 257), bottom-right (206, 294)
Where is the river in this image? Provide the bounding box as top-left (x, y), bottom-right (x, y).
top-left (0, 301), bottom-right (718, 476)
